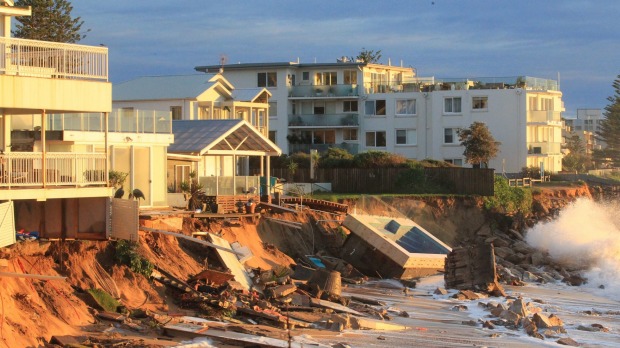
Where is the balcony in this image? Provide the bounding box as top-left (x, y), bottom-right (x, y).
top-left (289, 84), bottom-right (358, 98)
top-left (289, 143), bottom-right (359, 155)
top-left (527, 142), bottom-right (562, 155)
top-left (0, 37), bottom-right (108, 81)
top-left (288, 114), bottom-right (359, 128)
top-left (0, 152), bottom-right (106, 188)
top-left (199, 176), bottom-right (261, 196)
top-left (528, 110), bottom-right (562, 125)
top-left (47, 109), bottom-right (172, 134)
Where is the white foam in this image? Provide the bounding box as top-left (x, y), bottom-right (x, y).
top-left (525, 198), bottom-right (620, 299)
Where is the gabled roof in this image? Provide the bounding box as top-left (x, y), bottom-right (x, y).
top-left (113, 74), bottom-right (234, 101)
top-left (169, 119), bottom-right (281, 156)
top-left (232, 88), bottom-right (271, 103)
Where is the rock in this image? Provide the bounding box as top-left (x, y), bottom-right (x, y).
top-left (576, 324), bottom-right (599, 332)
top-left (490, 306), bottom-right (504, 317)
top-left (494, 247), bottom-right (513, 259)
top-left (591, 323), bottom-right (609, 332)
top-left (329, 314), bottom-right (351, 331)
top-left (452, 305), bottom-right (468, 311)
top-left (564, 274), bottom-right (586, 286)
top-left (506, 229), bottom-right (524, 240)
top-left (499, 310), bottom-right (521, 326)
top-left (508, 298), bottom-right (529, 317)
top-left (556, 337), bottom-right (580, 346)
top-left (483, 320), bottom-right (495, 329)
top-left (522, 317), bottom-right (537, 336)
top-left (434, 287), bottom-right (448, 295)
top-left (532, 313), bottom-right (564, 331)
top-left (522, 271), bottom-right (540, 282)
top-left (461, 320), bottom-right (477, 326)
top-left (530, 251), bottom-right (546, 266)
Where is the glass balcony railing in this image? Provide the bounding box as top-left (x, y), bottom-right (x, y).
top-left (528, 111), bottom-right (562, 124)
top-left (362, 76), bottom-right (559, 94)
top-left (288, 113), bottom-right (359, 127)
top-left (47, 109), bottom-right (172, 134)
top-left (289, 84), bottom-right (359, 98)
top-left (289, 142), bottom-right (359, 155)
top-left (527, 142), bottom-right (562, 155)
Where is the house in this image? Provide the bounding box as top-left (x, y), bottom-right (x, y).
top-left (0, 1), bottom-right (172, 246)
top-left (195, 60), bottom-right (565, 173)
top-left (563, 108), bottom-right (604, 153)
top-left (112, 74), bottom-right (281, 209)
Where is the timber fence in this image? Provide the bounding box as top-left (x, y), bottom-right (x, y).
top-left (269, 167), bottom-right (494, 196)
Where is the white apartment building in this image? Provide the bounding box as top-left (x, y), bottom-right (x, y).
top-left (564, 108), bottom-right (604, 152)
top-left (195, 60), bottom-right (565, 173)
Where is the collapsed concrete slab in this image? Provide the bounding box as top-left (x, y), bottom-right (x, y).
top-left (341, 214), bottom-right (451, 279)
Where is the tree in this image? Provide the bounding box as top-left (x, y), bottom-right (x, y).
top-left (595, 75), bottom-right (620, 167)
top-left (351, 48), bottom-right (382, 64)
top-left (562, 133), bottom-right (590, 172)
top-left (458, 122), bottom-right (499, 169)
top-left (13, 0), bottom-right (88, 43)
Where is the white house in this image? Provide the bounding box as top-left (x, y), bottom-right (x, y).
top-left (0, 1), bottom-right (172, 245)
top-left (195, 60), bottom-right (565, 173)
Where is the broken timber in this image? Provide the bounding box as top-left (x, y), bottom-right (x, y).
top-left (0, 271), bottom-right (66, 281)
top-left (139, 227), bottom-right (243, 256)
top-left (258, 202), bottom-right (299, 214)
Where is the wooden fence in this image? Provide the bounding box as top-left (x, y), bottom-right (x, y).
top-left (269, 167), bottom-right (494, 196)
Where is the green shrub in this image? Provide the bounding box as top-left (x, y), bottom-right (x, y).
top-left (87, 288), bottom-right (120, 312)
top-left (394, 166), bottom-right (452, 194)
top-left (484, 176), bottom-right (532, 214)
top-left (319, 148), bottom-right (354, 168)
top-left (353, 151), bottom-right (407, 168)
top-left (520, 166), bottom-right (551, 179)
top-left (114, 240), bottom-right (154, 277)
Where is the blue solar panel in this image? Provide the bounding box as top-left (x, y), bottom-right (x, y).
top-left (396, 227), bottom-right (450, 254)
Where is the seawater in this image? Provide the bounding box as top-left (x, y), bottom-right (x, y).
top-left (525, 198), bottom-right (620, 299)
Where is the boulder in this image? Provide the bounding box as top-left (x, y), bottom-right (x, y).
top-left (499, 310), bottom-right (521, 326)
top-left (556, 337), bottom-right (580, 346)
top-left (508, 298), bottom-right (529, 317)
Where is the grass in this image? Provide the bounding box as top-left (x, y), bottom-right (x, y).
top-left (87, 288), bottom-right (120, 313)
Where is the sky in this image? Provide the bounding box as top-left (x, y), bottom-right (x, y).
top-left (68, 0), bottom-right (619, 115)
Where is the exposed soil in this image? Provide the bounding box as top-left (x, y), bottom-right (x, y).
top-left (0, 184), bottom-right (594, 347)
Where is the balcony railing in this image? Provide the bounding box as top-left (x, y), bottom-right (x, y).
top-left (47, 109), bottom-right (172, 134)
top-left (199, 175), bottom-right (261, 196)
top-left (527, 142), bottom-right (562, 155)
top-left (0, 152), bottom-right (107, 188)
top-left (289, 143), bottom-right (359, 155)
top-left (528, 110), bottom-right (562, 125)
top-left (289, 84), bottom-right (359, 98)
top-left (0, 37), bottom-right (108, 81)
top-left (288, 114), bottom-right (359, 127)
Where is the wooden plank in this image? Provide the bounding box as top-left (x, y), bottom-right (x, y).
top-left (257, 202), bottom-right (298, 214)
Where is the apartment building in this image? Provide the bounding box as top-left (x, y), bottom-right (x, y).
top-left (564, 108), bottom-right (604, 152)
top-left (1, 2), bottom-right (172, 246)
top-left (195, 60), bottom-right (564, 173)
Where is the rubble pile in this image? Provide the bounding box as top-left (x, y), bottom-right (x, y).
top-left (449, 292), bottom-right (612, 346)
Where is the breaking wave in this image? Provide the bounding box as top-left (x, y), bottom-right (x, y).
top-left (525, 198), bottom-right (620, 298)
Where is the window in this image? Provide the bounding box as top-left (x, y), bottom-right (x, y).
top-left (444, 159), bottom-right (463, 166)
top-left (314, 101), bottom-right (326, 115)
top-left (311, 130), bottom-right (335, 144)
top-left (396, 99), bottom-right (416, 115)
top-left (343, 100), bottom-right (358, 112)
top-left (344, 70), bottom-right (358, 84)
top-left (315, 72), bottom-right (337, 85)
top-left (529, 97), bottom-right (538, 111)
top-left (472, 96), bottom-right (488, 110)
top-left (268, 131), bottom-right (277, 144)
top-left (302, 72), bottom-right (310, 80)
top-left (444, 128), bottom-right (458, 144)
top-left (396, 129), bottom-right (417, 145)
top-left (366, 131), bottom-right (386, 147)
top-left (170, 106), bottom-right (182, 120)
top-left (268, 101), bottom-right (277, 117)
top-left (343, 129), bottom-right (358, 141)
top-left (444, 97), bottom-right (462, 114)
top-left (365, 100), bottom-right (386, 116)
top-left (258, 72), bottom-right (277, 87)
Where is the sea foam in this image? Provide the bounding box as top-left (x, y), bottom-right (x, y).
top-left (525, 198), bottom-right (620, 298)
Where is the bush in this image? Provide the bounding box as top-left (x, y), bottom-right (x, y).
top-left (484, 176), bottom-right (532, 214)
top-left (319, 148), bottom-right (354, 168)
top-left (353, 151), bottom-right (407, 168)
top-left (394, 164), bottom-right (453, 194)
top-left (114, 240), bottom-right (154, 277)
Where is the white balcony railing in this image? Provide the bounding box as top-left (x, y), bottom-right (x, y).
top-left (0, 37), bottom-right (108, 81)
top-left (0, 152), bottom-right (107, 188)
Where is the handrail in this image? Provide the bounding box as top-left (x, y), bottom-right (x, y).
top-left (0, 37), bottom-right (108, 81)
